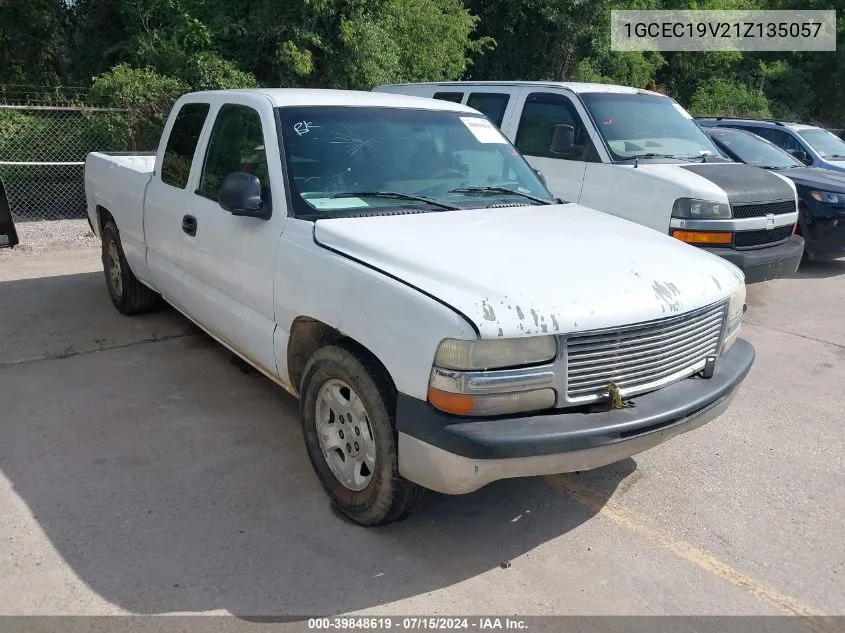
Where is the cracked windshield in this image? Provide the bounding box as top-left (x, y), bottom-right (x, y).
top-left (277, 106), bottom-right (554, 218)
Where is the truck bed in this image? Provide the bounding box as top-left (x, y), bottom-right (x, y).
top-left (85, 152), bottom-right (155, 231)
top-left (85, 152), bottom-right (157, 279)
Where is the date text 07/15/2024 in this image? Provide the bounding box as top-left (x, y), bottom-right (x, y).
top-left (307, 617), bottom-right (529, 630)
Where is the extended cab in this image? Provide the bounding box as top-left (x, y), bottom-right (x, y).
top-left (373, 81), bottom-right (805, 284)
top-left (85, 89), bottom-right (755, 526)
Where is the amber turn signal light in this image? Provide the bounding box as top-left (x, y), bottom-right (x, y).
top-left (427, 387), bottom-right (476, 416)
top-left (671, 229), bottom-right (733, 245)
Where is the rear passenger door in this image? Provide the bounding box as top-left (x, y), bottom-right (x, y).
top-left (180, 96), bottom-right (286, 378)
top-left (144, 101), bottom-right (211, 309)
top-left (508, 90), bottom-right (591, 202)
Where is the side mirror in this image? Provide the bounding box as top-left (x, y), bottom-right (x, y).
top-left (219, 172), bottom-right (270, 219)
top-left (0, 179), bottom-right (19, 249)
top-left (549, 124), bottom-right (576, 156)
top-left (533, 168), bottom-right (547, 186)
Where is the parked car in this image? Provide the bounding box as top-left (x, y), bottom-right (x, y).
top-left (702, 125), bottom-right (845, 261)
top-left (85, 88), bottom-right (754, 526)
top-left (372, 81), bottom-right (803, 284)
top-left (698, 117), bottom-right (845, 175)
top-left (0, 178), bottom-right (19, 249)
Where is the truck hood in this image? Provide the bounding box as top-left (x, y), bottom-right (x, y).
top-left (314, 204), bottom-right (744, 339)
top-left (635, 162), bottom-right (796, 204)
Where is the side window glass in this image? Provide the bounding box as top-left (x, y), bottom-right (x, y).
top-left (160, 103), bottom-right (210, 189)
top-left (433, 92), bottom-right (464, 103)
top-left (466, 93), bottom-right (510, 128)
top-left (768, 129), bottom-right (801, 153)
top-left (198, 105), bottom-right (269, 203)
top-left (515, 92), bottom-right (586, 159)
top-left (751, 127), bottom-right (792, 152)
top-left (735, 125), bottom-right (762, 138)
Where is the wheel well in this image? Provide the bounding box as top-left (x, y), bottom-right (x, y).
top-left (286, 317), bottom-right (395, 396)
top-left (797, 200), bottom-right (811, 233)
top-left (96, 205), bottom-right (114, 235)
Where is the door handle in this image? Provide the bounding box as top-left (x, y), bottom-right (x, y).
top-left (182, 215), bottom-right (197, 236)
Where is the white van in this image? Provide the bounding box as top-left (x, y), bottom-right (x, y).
top-left (373, 81), bottom-right (805, 283)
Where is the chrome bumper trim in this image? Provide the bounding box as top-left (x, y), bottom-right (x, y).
top-left (429, 366), bottom-right (555, 394)
top-left (670, 213), bottom-right (796, 231)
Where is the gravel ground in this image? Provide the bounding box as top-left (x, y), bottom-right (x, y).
top-left (0, 218), bottom-right (99, 260)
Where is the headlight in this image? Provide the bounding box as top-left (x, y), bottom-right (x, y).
top-left (433, 336), bottom-right (557, 370)
top-left (728, 284), bottom-right (746, 319)
top-left (429, 336), bottom-right (558, 416)
top-left (672, 198), bottom-right (732, 219)
top-left (722, 285), bottom-right (746, 354)
top-left (810, 190), bottom-right (842, 204)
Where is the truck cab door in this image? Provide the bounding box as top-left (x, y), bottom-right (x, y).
top-left (143, 102), bottom-right (212, 310)
top-left (507, 90), bottom-right (594, 203)
top-left (180, 99), bottom-right (284, 378)
top-left (0, 179), bottom-right (19, 249)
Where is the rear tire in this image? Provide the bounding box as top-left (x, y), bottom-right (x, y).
top-left (101, 220), bottom-right (160, 315)
top-left (300, 342), bottom-right (427, 526)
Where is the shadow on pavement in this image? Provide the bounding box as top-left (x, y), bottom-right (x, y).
top-left (0, 270), bottom-right (634, 616)
top-left (0, 271), bottom-right (194, 366)
top-left (794, 258), bottom-right (845, 280)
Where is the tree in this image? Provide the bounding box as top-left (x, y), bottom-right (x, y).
top-left (0, 0), bottom-right (68, 86)
top-left (688, 78), bottom-right (771, 117)
top-left (90, 64), bottom-right (187, 148)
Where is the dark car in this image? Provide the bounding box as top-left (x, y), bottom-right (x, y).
top-left (0, 178), bottom-right (19, 249)
top-left (697, 116), bottom-right (845, 175)
top-left (702, 125), bottom-right (845, 261)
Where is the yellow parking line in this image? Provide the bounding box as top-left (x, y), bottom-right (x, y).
top-left (547, 474), bottom-right (830, 631)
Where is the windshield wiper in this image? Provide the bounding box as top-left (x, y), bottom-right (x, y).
top-left (331, 191), bottom-right (459, 210)
top-left (448, 186), bottom-right (552, 205)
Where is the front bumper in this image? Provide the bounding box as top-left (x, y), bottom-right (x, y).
top-left (396, 339), bottom-right (755, 495)
top-left (703, 235), bottom-right (804, 283)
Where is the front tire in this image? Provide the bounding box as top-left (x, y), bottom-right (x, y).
top-left (300, 342), bottom-right (427, 526)
top-left (101, 220), bottom-right (160, 315)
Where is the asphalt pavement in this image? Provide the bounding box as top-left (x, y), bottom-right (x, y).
top-left (0, 233), bottom-right (843, 622)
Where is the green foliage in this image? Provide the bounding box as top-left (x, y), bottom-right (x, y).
top-left (0, 108), bottom-right (137, 163)
top-left (688, 79), bottom-right (771, 117)
top-left (90, 65), bottom-right (187, 148)
top-left (0, 0), bottom-right (67, 85)
top-left (182, 53), bottom-right (258, 90)
top-left (2, 0), bottom-right (845, 128)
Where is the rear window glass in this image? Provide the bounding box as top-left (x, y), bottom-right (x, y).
top-left (160, 103), bottom-right (210, 189)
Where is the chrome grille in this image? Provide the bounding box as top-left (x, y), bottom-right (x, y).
top-left (564, 302), bottom-right (727, 402)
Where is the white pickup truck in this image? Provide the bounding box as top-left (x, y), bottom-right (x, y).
top-left (85, 89), bottom-right (755, 526)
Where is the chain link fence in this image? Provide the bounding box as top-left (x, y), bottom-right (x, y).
top-left (0, 87), bottom-right (161, 221)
